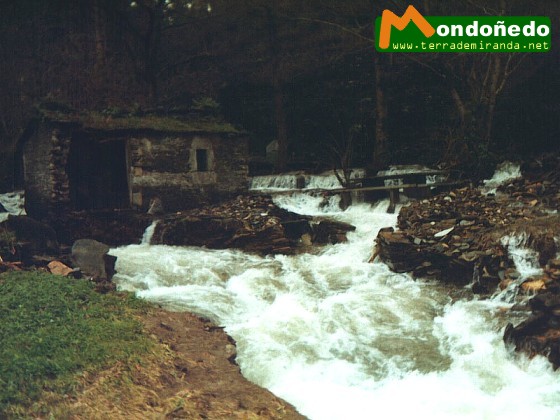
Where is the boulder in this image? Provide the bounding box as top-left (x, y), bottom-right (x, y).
top-left (503, 286), bottom-right (560, 369)
top-left (47, 210), bottom-right (152, 246)
top-left (312, 220), bottom-right (356, 245)
top-left (1, 215), bottom-right (59, 261)
top-left (71, 239), bottom-right (116, 282)
top-left (148, 197), bottom-right (165, 215)
top-left (152, 195), bottom-right (355, 255)
top-left (47, 260), bottom-right (74, 277)
top-left (154, 216), bottom-right (244, 248)
top-left (376, 229), bottom-right (423, 273)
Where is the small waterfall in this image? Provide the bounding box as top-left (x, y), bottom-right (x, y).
top-left (250, 169), bottom-right (365, 192)
top-left (0, 190), bottom-right (26, 223)
top-left (501, 234), bottom-right (542, 279)
top-left (141, 221), bottom-right (159, 245)
top-left (481, 161), bottom-right (522, 195)
top-left (493, 234), bottom-right (543, 303)
top-left (250, 174), bottom-right (300, 191)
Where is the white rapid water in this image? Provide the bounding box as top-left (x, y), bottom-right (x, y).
top-left (501, 234), bottom-right (543, 280)
top-left (0, 190), bottom-right (26, 223)
top-left (250, 169), bottom-right (365, 192)
top-left (141, 220), bottom-right (159, 245)
top-left (493, 234), bottom-right (545, 304)
top-left (110, 192), bottom-right (560, 419)
top-left (482, 161), bottom-right (522, 195)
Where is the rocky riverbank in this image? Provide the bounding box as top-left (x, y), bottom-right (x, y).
top-left (151, 195), bottom-right (355, 254)
top-left (0, 193), bottom-right (352, 418)
top-left (54, 307), bottom-right (305, 419)
top-left (375, 155), bottom-right (560, 368)
top-left (0, 269), bottom-right (304, 418)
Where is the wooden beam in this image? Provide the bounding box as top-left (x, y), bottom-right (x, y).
top-left (251, 181), bottom-right (465, 196)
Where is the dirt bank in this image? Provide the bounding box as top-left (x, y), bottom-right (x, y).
top-left (48, 307), bottom-right (306, 419)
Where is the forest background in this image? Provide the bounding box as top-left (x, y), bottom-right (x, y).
top-left (0, 0), bottom-right (558, 190)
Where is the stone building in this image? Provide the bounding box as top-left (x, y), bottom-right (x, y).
top-left (15, 106), bottom-right (249, 218)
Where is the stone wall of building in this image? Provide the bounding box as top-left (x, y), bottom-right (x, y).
top-left (128, 133), bottom-right (248, 211)
top-left (23, 123), bottom-right (73, 218)
top-left (21, 119), bottom-right (249, 217)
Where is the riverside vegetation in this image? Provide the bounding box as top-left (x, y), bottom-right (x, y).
top-left (0, 271), bottom-right (154, 417)
top-left (0, 271), bottom-right (303, 419)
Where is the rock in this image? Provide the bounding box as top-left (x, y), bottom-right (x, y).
top-left (505, 268), bottom-right (521, 280)
top-left (530, 291), bottom-right (560, 313)
top-left (47, 260), bottom-right (74, 277)
top-left (1, 215), bottom-right (59, 262)
top-left (301, 233), bottom-right (312, 246)
top-left (499, 278), bottom-right (513, 290)
top-left (71, 239), bottom-right (116, 282)
top-left (520, 278), bottom-right (547, 293)
top-left (151, 195), bottom-right (354, 255)
top-left (47, 210), bottom-right (153, 247)
top-left (147, 196), bottom-right (165, 215)
top-left (312, 220), bottom-right (355, 245)
top-left (376, 231), bottom-right (423, 273)
top-left (154, 216), bottom-right (244, 248)
top-left (548, 259), bottom-right (560, 270)
top-left (281, 219), bottom-right (312, 240)
top-left (0, 202), bottom-right (6, 213)
top-left (0, 259), bottom-right (23, 272)
top-left (504, 287), bottom-right (560, 368)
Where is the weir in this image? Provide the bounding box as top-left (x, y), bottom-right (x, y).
top-left (250, 167), bottom-right (464, 213)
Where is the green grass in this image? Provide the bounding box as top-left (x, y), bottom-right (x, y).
top-left (82, 112), bottom-right (241, 134)
top-left (0, 271), bottom-right (152, 416)
top-left (38, 104), bottom-right (241, 134)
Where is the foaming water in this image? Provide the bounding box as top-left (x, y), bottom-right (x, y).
top-left (111, 191), bottom-right (560, 419)
top-left (250, 169), bottom-right (365, 192)
top-left (141, 220), bottom-right (159, 245)
top-left (482, 161), bottom-right (522, 195)
top-left (0, 190), bottom-right (26, 223)
top-left (501, 235), bottom-right (543, 279)
top-left (493, 235), bottom-right (544, 303)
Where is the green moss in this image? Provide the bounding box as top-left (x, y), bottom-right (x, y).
top-left (36, 103), bottom-right (241, 134)
top-left (0, 227), bottom-right (16, 258)
top-left (81, 112), bottom-right (240, 134)
top-left (0, 271), bottom-right (152, 416)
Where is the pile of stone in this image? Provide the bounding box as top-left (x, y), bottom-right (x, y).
top-left (152, 195), bottom-right (355, 255)
top-left (377, 187), bottom-right (556, 290)
top-left (375, 156), bottom-right (560, 369)
top-left (505, 265), bottom-right (560, 369)
top-left (498, 153), bottom-right (560, 210)
top-left (49, 130), bottom-right (71, 206)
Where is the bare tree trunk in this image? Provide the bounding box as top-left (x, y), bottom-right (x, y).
top-left (273, 83), bottom-right (288, 171)
top-left (93, 0), bottom-right (106, 78)
top-left (483, 55), bottom-right (502, 145)
top-left (142, 0), bottom-right (164, 105)
top-left (373, 52), bottom-right (388, 170)
top-left (450, 88), bottom-right (466, 132)
top-left (269, 0), bottom-right (287, 171)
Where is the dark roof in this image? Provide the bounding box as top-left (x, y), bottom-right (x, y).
top-left (36, 104), bottom-right (243, 135)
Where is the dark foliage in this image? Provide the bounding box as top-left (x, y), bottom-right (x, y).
top-left (0, 0), bottom-right (559, 188)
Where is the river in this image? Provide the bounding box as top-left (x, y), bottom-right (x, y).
top-left (110, 172), bottom-right (560, 419)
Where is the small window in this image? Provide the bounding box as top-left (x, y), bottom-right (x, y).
top-left (196, 149), bottom-right (208, 172)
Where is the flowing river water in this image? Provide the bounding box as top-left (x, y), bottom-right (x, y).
top-left (105, 171), bottom-right (560, 419)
